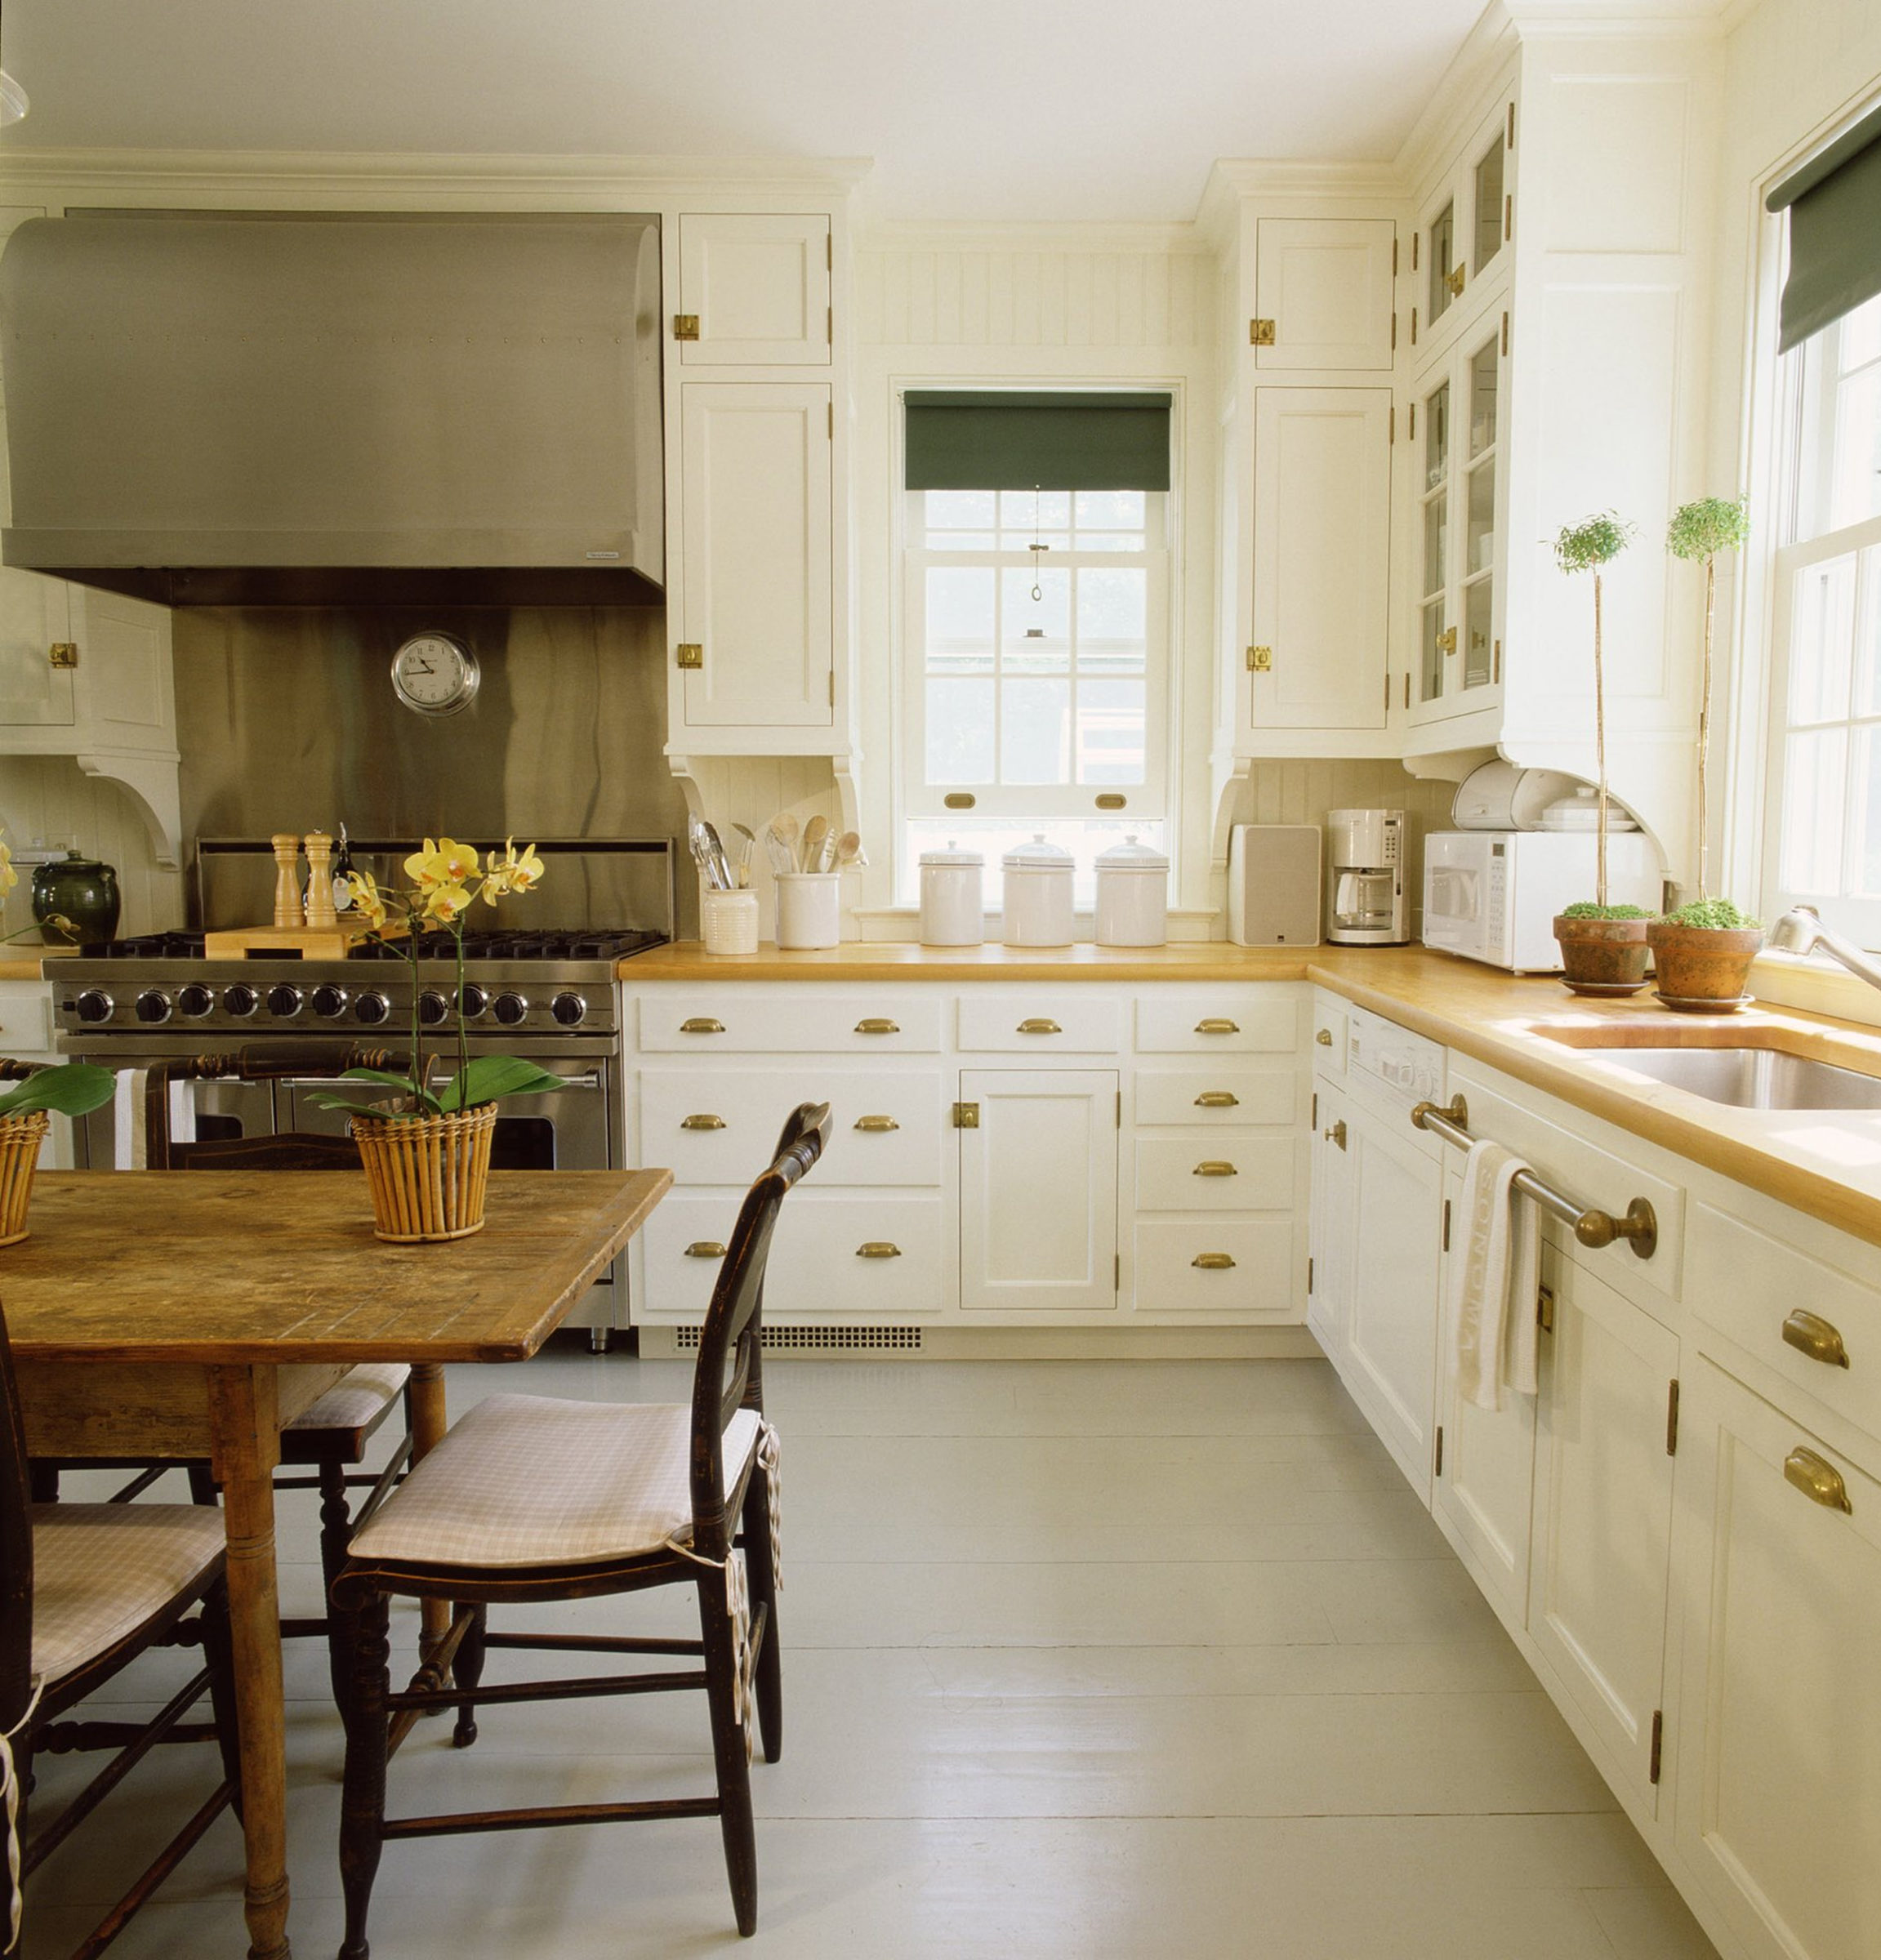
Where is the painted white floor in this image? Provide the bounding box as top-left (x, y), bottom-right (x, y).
top-left (25, 1354), bottom-right (1720, 1958)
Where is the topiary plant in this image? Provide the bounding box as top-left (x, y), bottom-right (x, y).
top-left (1559, 901), bottom-right (1656, 920)
top-left (1553, 512), bottom-right (1636, 906)
top-left (1668, 493), bottom-right (1750, 902)
top-left (1660, 896), bottom-right (1759, 931)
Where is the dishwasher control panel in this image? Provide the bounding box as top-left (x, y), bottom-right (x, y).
top-left (1347, 1005), bottom-right (1446, 1109)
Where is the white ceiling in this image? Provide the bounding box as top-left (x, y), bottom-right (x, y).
top-left (1, 0), bottom-right (1490, 223)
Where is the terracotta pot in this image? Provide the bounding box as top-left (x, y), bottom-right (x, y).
top-left (1645, 922), bottom-right (1765, 1012)
top-left (1552, 914), bottom-right (1653, 997)
top-left (350, 1103), bottom-right (497, 1243)
top-left (0, 1110), bottom-right (51, 1247)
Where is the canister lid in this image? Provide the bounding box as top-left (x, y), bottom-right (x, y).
top-left (1094, 834), bottom-right (1169, 872)
top-left (919, 839), bottom-right (984, 867)
top-left (1002, 833), bottom-right (1074, 870)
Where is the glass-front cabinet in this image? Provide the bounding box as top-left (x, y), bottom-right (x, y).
top-left (1411, 100), bottom-right (1513, 359)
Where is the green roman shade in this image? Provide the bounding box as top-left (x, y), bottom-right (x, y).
top-left (1767, 100), bottom-right (1881, 352)
top-left (903, 390), bottom-right (1172, 492)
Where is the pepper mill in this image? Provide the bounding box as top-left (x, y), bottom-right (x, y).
top-left (303, 831), bottom-right (337, 929)
top-left (271, 833), bottom-right (305, 929)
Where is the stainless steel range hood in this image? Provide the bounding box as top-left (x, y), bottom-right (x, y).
top-left (0, 212), bottom-right (664, 605)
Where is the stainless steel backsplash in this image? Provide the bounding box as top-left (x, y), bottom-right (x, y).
top-left (172, 606), bottom-right (692, 928)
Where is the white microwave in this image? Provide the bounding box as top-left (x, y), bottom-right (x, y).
top-left (1421, 830), bottom-right (1662, 973)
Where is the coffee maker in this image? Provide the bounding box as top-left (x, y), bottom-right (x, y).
top-left (1326, 808), bottom-right (1409, 946)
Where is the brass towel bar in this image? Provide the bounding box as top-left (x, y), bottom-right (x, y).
top-left (1410, 1094), bottom-right (1658, 1261)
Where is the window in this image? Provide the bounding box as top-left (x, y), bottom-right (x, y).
top-left (898, 392), bottom-right (1174, 901)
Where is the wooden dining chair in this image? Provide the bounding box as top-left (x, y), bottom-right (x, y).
top-left (328, 1101), bottom-right (829, 1953)
top-left (0, 1287), bottom-right (244, 1959)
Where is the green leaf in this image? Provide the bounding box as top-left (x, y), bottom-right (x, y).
top-left (437, 1054), bottom-right (570, 1113)
top-left (336, 1067), bottom-right (427, 1094)
top-left (0, 1062), bottom-right (116, 1120)
top-left (301, 1098), bottom-right (430, 1123)
top-left (306, 1067), bottom-right (444, 1117)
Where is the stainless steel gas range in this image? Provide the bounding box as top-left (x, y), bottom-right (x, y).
top-left (54, 837), bottom-right (675, 1347)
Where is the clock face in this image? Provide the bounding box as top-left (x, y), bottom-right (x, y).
top-left (390, 632), bottom-right (479, 715)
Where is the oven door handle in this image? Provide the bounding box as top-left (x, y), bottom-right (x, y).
top-left (276, 1068), bottom-right (608, 1094)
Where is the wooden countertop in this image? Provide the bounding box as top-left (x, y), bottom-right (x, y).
top-left (0, 948), bottom-right (75, 982)
top-left (623, 938), bottom-right (1881, 1250)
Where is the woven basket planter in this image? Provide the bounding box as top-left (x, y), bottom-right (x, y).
top-left (0, 1110), bottom-right (51, 1248)
top-left (351, 1103), bottom-right (497, 1243)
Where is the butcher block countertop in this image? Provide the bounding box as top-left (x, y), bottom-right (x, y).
top-left (624, 939), bottom-right (1881, 1250)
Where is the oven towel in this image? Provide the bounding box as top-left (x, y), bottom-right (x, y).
top-left (111, 1068), bottom-right (196, 1170)
top-left (1450, 1138), bottom-right (1540, 1412)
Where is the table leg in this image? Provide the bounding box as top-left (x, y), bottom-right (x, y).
top-left (208, 1365), bottom-right (292, 1960)
top-left (408, 1362), bottom-right (449, 1650)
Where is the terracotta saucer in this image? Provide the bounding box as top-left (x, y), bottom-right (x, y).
top-left (1652, 991), bottom-right (1754, 1015)
top-left (1560, 978), bottom-right (1653, 999)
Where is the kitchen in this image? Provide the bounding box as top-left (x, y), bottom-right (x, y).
top-left (0, 1), bottom-right (1878, 1957)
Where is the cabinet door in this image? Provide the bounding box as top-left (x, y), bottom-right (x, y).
top-left (0, 568), bottom-right (72, 728)
top-left (1431, 1160), bottom-right (1537, 1624)
top-left (1342, 1102), bottom-right (1444, 1498)
top-left (1305, 1079), bottom-right (1353, 1365)
top-left (1249, 389), bottom-right (1391, 731)
top-left (67, 585), bottom-right (175, 750)
top-left (1675, 1362), bottom-right (1881, 1960)
top-left (677, 384), bottom-right (833, 729)
top-left (1529, 1251), bottom-right (1678, 1812)
top-left (959, 1069), bottom-right (1117, 1313)
top-left (677, 214), bottom-right (831, 366)
top-left (1253, 218), bottom-right (1396, 371)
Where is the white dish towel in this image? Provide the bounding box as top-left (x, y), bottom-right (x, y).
top-left (110, 1067), bottom-right (196, 1170)
top-left (1449, 1138), bottom-right (1540, 1412)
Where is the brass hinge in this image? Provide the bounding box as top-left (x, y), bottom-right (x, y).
top-left (673, 313), bottom-right (700, 341)
top-left (1384, 672), bottom-right (1391, 712)
top-left (1501, 310), bottom-right (1510, 358)
top-left (1250, 317), bottom-right (1276, 346)
top-left (1307, 1254), bottom-right (1314, 1296)
top-left (1115, 1253), bottom-right (1121, 1290)
top-left (827, 231), bottom-right (833, 269)
top-left (828, 669), bottom-right (836, 706)
top-left (1493, 639), bottom-right (1502, 684)
top-left (952, 1101), bottom-right (979, 1129)
top-left (1649, 1709), bottom-right (1664, 1784)
top-left (675, 642), bottom-right (703, 670)
top-left (1311, 1090), bottom-right (1318, 1129)
top-left (827, 305), bottom-right (834, 344)
top-left (1409, 400), bottom-right (1416, 439)
top-left (1507, 101), bottom-right (1516, 149)
top-left (1504, 194), bottom-right (1513, 243)
top-left (47, 641), bottom-right (78, 670)
top-left (1411, 305), bottom-right (1418, 345)
top-left (828, 400), bottom-right (835, 439)
top-left (1666, 1379), bottom-right (1680, 1456)
top-left (1388, 403), bottom-right (1394, 443)
top-left (1116, 1089), bottom-right (1122, 1127)
top-left (1392, 236), bottom-right (1399, 277)
top-left (1537, 1282), bottom-right (1555, 1333)
top-left (1390, 311), bottom-right (1397, 351)
top-left (1411, 234), bottom-right (1420, 273)
top-left (1403, 673), bottom-right (1411, 710)
top-left (1442, 1199), bottom-right (1451, 1253)
top-left (1434, 1425), bottom-right (1445, 1477)
top-left (1246, 644), bottom-right (1272, 672)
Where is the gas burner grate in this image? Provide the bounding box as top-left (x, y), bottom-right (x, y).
top-left (351, 929), bottom-right (667, 963)
top-left (81, 933), bottom-right (208, 959)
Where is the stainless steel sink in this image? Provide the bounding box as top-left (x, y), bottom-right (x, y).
top-left (1591, 1046), bottom-right (1881, 1111)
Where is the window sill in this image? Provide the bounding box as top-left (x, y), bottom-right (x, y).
top-left (1747, 948), bottom-right (1881, 1031)
top-left (854, 906), bottom-right (1224, 944)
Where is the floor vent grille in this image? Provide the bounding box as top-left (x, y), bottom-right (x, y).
top-left (671, 1324), bottom-right (925, 1352)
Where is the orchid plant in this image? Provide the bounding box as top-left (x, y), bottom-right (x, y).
top-left (310, 837), bottom-right (567, 1122)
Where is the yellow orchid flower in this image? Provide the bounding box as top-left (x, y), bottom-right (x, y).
top-left (422, 882), bottom-right (474, 925)
top-left (0, 840), bottom-right (16, 898)
top-left (503, 839), bottom-right (546, 893)
top-left (403, 836), bottom-right (478, 891)
top-left (403, 838), bottom-right (443, 888)
top-left (345, 870), bottom-right (388, 931)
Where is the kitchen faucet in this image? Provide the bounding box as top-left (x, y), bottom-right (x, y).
top-left (1767, 904), bottom-right (1881, 991)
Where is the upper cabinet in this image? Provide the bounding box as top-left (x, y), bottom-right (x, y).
top-left (675, 213), bottom-right (832, 367)
top-left (1410, 102), bottom-right (1513, 363)
top-left (1251, 218), bottom-right (1396, 372)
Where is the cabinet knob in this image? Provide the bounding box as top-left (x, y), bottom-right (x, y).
top-left (1324, 1120), bottom-right (1347, 1150)
top-left (1782, 1308), bottom-right (1851, 1369)
top-left (1193, 1160), bottom-right (1239, 1178)
top-left (854, 1115), bottom-right (900, 1132)
top-left (1191, 1252), bottom-right (1237, 1271)
top-left (684, 1241), bottom-right (727, 1260)
top-left (1194, 1018), bottom-right (1240, 1035)
top-left (854, 1018), bottom-right (900, 1035)
top-left (857, 1241), bottom-right (903, 1259)
top-left (1016, 1018), bottom-right (1062, 1035)
top-left (1784, 1446), bottom-right (1853, 1514)
top-left (1315, 1027), bottom-right (1334, 1046)
top-left (1193, 1090), bottom-right (1240, 1108)
top-left (680, 1113), bottom-right (727, 1131)
top-left (680, 1018), bottom-right (724, 1034)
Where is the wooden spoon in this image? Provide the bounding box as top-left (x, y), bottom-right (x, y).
top-left (765, 812), bottom-right (800, 878)
top-left (800, 814), bottom-right (830, 874)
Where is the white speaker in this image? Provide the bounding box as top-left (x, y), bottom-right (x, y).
top-left (1227, 825), bottom-right (1322, 947)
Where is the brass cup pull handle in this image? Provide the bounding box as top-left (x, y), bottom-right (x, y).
top-left (1324, 1120), bottom-right (1347, 1150)
top-left (854, 1018), bottom-right (900, 1035)
top-left (1315, 1028), bottom-right (1334, 1046)
top-left (857, 1241), bottom-right (902, 1259)
top-left (1782, 1309), bottom-right (1851, 1369)
top-left (1194, 1160), bottom-right (1238, 1178)
top-left (1017, 1018), bottom-right (1062, 1035)
top-left (680, 1018), bottom-right (724, 1034)
top-left (684, 1241), bottom-right (727, 1260)
top-left (1192, 1252), bottom-right (1237, 1271)
top-left (854, 1115), bottom-right (900, 1133)
top-left (1194, 1091), bottom-right (1241, 1109)
top-left (1784, 1446), bottom-right (1853, 1514)
top-left (1195, 1018), bottom-right (1240, 1035)
top-left (680, 1114), bottom-right (727, 1131)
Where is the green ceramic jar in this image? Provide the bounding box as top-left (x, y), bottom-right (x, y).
top-left (31, 850), bottom-right (120, 947)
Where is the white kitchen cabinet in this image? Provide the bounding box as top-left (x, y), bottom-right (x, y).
top-left (1408, 98), bottom-right (1513, 364)
top-left (0, 568), bottom-right (71, 726)
top-left (676, 213), bottom-right (831, 368)
top-left (0, 978), bottom-right (73, 1168)
top-left (1304, 1075), bottom-right (1353, 1366)
top-left (1674, 1361), bottom-right (1881, 1960)
top-left (1528, 1249), bottom-right (1678, 1815)
top-left (1246, 386), bottom-right (1393, 734)
top-left (1251, 217), bottom-right (1397, 372)
top-left (674, 382), bottom-right (834, 733)
top-left (958, 1068), bottom-right (1118, 1314)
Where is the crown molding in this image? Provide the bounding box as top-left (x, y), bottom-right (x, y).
top-left (858, 216), bottom-right (1211, 256)
top-left (1504, 0), bottom-right (1736, 33)
top-left (1393, 4), bottom-right (1522, 194)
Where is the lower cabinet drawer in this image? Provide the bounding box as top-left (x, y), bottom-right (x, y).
top-left (641, 1192), bottom-right (946, 1321)
top-left (1134, 1219), bottom-right (1293, 1313)
top-left (956, 991), bottom-right (1121, 1053)
top-left (638, 1068), bottom-right (943, 1186)
top-left (1134, 1135), bottom-right (1294, 1210)
top-left (635, 988), bottom-right (943, 1053)
top-left (1135, 1065), bottom-right (1296, 1128)
top-left (1135, 991), bottom-right (1296, 1054)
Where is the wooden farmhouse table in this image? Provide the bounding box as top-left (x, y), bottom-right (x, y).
top-left (0, 1165), bottom-right (672, 1960)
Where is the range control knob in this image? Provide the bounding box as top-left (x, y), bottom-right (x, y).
top-left (265, 983), bottom-right (304, 1019)
top-left (457, 983), bottom-right (488, 1021)
top-left (417, 988), bottom-right (451, 1027)
top-left (310, 984), bottom-right (349, 1019)
top-left (134, 989), bottom-right (172, 1025)
top-left (225, 983), bottom-right (259, 1018)
top-left (354, 991), bottom-right (391, 1027)
top-left (176, 982), bottom-right (216, 1018)
top-left (75, 989), bottom-right (114, 1025)
top-left (550, 991), bottom-right (587, 1027)
top-left (492, 991), bottom-right (529, 1027)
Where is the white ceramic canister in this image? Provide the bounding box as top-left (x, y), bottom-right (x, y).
top-left (1093, 835), bottom-right (1170, 947)
top-left (1001, 835), bottom-right (1076, 948)
top-left (918, 840), bottom-right (985, 947)
top-left (774, 871), bottom-right (841, 950)
top-left (700, 888), bottom-right (760, 956)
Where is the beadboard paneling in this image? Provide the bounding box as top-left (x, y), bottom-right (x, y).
top-left (0, 754), bottom-right (184, 940)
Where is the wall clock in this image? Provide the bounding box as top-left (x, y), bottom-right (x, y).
top-left (390, 630), bottom-right (479, 716)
